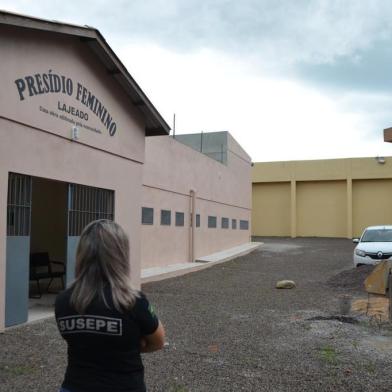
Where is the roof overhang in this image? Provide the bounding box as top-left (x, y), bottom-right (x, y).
top-left (0, 10), bottom-right (170, 136)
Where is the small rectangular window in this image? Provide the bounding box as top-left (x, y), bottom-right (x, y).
top-left (190, 213), bottom-right (201, 227)
top-left (240, 220), bottom-right (249, 230)
top-left (208, 216), bottom-right (217, 228)
top-left (221, 217), bottom-right (229, 229)
top-left (141, 207), bottom-right (154, 225)
top-left (176, 212), bottom-right (184, 226)
top-left (232, 219), bottom-right (237, 229)
top-left (161, 210), bottom-right (171, 225)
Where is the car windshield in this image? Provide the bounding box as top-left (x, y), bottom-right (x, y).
top-left (361, 229), bottom-right (392, 242)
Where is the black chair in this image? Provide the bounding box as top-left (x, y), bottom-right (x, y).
top-left (29, 252), bottom-right (65, 298)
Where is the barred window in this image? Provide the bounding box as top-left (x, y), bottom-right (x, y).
top-left (190, 213), bottom-right (201, 227)
top-left (68, 184), bottom-right (114, 236)
top-left (7, 173), bottom-right (32, 236)
top-left (196, 214), bottom-right (200, 228)
top-left (142, 207), bottom-right (154, 225)
top-left (208, 216), bottom-right (217, 228)
top-left (161, 210), bottom-right (171, 225)
top-left (232, 219), bottom-right (237, 229)
top-left (240, 220), bottom-right (249, 230)
top-left (221, 217), bottom-right (229, 229)
top-left (176, 212), bottom-right (184, 226)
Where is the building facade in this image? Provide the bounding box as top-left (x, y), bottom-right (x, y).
top-left (0, 12), bottom-right (169, 330)
top-left (141, 132), bottom-right (252, 268)
top-left (0, 12), bottom-right (253, 331)
top-left (252, 157), bottom-right (392, 239)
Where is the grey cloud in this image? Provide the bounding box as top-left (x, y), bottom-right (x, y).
top-left (336, 91), bottom-right (392, 140)
top-left (296, 40), bottom-right (392, 92)
top-left (8, 1), bottom-right (392, 63)
top-left (5, 0), bottom-right (392, 92)
top-left (105, 1), bottom-right (392, 68)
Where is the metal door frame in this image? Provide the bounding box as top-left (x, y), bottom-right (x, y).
top-left (5, 173), bottom-right (32, 327)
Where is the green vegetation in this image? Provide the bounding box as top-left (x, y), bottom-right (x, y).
top-left (169, 382), bottom-right (188, 392)
top-left (319, 346), bottom-right (338, 365)
top-left (1, 363), bottom-right (37, 376)
top-left (364, 362), bottom-right (376, 374)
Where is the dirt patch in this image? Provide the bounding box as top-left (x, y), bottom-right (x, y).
top-left (327, 265), bottom-right (373, 292)
top-left (352, 295), bottom-right (390, 322)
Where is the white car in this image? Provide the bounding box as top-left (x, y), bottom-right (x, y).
top-left (353, 225), bottom-right (392, 267)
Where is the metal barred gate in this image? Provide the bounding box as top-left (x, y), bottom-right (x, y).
top-left (5, 173), bottom-right (32, 327)
top-left (66, 183), bottom-right (114, 285)
top-left (5, 175), bottom-right (114, 327)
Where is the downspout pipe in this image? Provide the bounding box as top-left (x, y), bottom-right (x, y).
top-left (189, 189), bottom-right (196, 262)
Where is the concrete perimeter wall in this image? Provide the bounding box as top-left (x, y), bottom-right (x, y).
top-left (252, 157), bottom-right (392, 238)
top-left (141, 134), bottom-right (252, 268)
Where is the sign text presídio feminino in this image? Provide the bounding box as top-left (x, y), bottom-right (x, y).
top-left (14, 70), bottom-right (117, 136)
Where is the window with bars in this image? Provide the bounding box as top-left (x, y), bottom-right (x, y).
top-left (221, 217), bottom-right (229, 229)
top-left (161, 210), bottom-right (171, 226)
top-left (240, 220), bottom-right (249, 230)
top-left (142, 207), bottom-right (154, 225)
top-left (175, 212), bottom-right (184, 227)
top-left (232, 219), bottom-right (237, 230)
top-left (208, 216), bottom-right (217, 228)
top-left (7, 173), bottom-right (32, 236)
top-left (68, 184), bottom-right (114, 236)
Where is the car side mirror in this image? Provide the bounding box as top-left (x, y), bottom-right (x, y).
top-left (352, 238), bottom-right (359, 243)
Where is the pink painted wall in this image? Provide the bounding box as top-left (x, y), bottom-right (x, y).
top-left (141, 135), bottom-right (252, 268)
top-left (193, 199), bottom-right (251, 259)
top-left (0, 25), bottom-right (146, 162)
top-left (0, 27), bottom-right (146, 330)
top-left (142, 187), bottom-right (191, 267)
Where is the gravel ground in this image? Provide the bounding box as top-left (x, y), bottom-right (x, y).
top-left (1, 237), bottom-right (392, 391)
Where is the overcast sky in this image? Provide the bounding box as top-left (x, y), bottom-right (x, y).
top-left (2, 0), bottom-right (392, 162)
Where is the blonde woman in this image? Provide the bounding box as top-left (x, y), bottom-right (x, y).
top-left (55, 220), bottom-right (165, 392)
